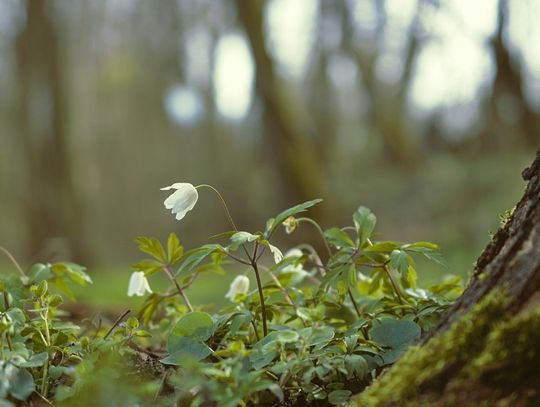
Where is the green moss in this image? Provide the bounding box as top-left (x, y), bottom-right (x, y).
top-left (350, 291), bottom-right (540, 407)
top-left (350, 290), bottom-right (509, 407)
top-left (463, 307), bottom-right (540, 386)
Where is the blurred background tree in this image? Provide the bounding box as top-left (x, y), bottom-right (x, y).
top-left (0, 0), bottom-right (537, 295)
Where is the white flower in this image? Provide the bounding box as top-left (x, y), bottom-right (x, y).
top-left (282, 248), bottom-right (304, 273)
top-left (225, 275), bottom-right (250, 301)
top-left (269, 244), bottom-right (283, 264)
top-left (127, 272), bottom-right (153, 296)
top-left (161, 183), bottom-right (198, 221)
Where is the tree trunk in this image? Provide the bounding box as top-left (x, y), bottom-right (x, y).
top-left (236, 0), bottom-right (323, 208)
top-left (352, 150), bottom-right (540, 406)
top-left (15, 0), bottom-right (84, 262)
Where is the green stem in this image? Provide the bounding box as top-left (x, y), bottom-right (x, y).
top-left (41, 359), bottom-right (49, 396)
top-left (348, 289), bottom-right (361, 317)
top-left (40, 304), bottom-right (50, 396)
top-left (196, 184), bottom-right (252, 261)
top-left (297, 217), bottom-right (332, 258)
top-left (0, 246), bottom-right (26, 277)
top-left (382, 264), bottom-right (405, 305)
top-left (251, 243), bottom-right (268, 337)
top-left (164, 266), bottom-right (194, 312)
top-left (196, 184), bottom-right (238, 232)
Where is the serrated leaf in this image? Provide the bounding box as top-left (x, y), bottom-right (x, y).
top-left (51, 263), bottom-right (92, 286)
top-left (324, 228), bottom-right (355, 249)
top-left (389, 250), bottom-right (411, 276)
top-left (353, 206), bottom-right (376, 247)
top-left (177, 244), bottom-right (222, 274)
top-left (135, 236), bottom-right (166, 261)
top-left (167, 233), bottom-right (183, 264)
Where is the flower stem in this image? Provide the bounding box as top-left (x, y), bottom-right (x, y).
top-left (0, 246), bottom-right (26, 277)
top-left (164, 266), bottom-right (194, 312)
top-left (196, 184), bottom-right (252, 261)
top-left (297, 217), bottom-right (332, 258)
top-left (196, 184), bottom-right (238, 232)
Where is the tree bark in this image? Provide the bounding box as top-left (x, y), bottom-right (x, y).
top-left (236, 0), bottom-right (323, 207)
top-left (352, 150), bottom-right (540, 406)
top-left (15, 0), bottom-right (84, 262)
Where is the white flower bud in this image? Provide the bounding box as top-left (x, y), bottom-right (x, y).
top-left (161, 183), bottom-right (198, 221)
top-left (225, 275), bottom-right (250, 301)
top-left (127, 271), bottom-right (153, 297)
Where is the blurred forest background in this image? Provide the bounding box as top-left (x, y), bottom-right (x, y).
top-left (0, 0), bottom-right (538, 304)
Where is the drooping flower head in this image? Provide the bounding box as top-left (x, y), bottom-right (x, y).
top-left (161, 183), bottom-right (198, 221)
top-left (225, 275), bottom-right (250, 301)
top-left (127, 271), bottom-right (153, 296)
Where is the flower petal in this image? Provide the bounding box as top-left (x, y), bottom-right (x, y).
top-left (162, 183), bottom-right (198, 220)
top-left (127, 272), bottom-right (144, 296)
top-left (225, 275), bottom-right (250, 301)
top-left (269, 244), bottom-right (283, 264)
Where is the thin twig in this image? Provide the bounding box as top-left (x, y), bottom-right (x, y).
top-left (33, 390), bottom-right (54, 406)
top-left (223, 250), bottom-right (251, 266)
top-left (348, 289), bottom-right (361, 317)
top-left (104, 309), bottom-right (131, 339)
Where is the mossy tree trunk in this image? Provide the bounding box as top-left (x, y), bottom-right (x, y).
top-left (352, 151), bottom-right (540, 406)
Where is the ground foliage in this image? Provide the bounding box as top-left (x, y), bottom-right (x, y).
top-left (0, 196), bottom-right (463, 406)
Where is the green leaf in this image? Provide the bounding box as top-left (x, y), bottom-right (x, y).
top-left (344, 354), bottom-right (368, 379)
top-left (167, 233), bottom-right (184, 264)
top-left (324, 228), bottom-right (355, 249)
top-left (178, 244), bottom-right (222, 274)
top-left (169, 311), bottom-right (214, 345)
top-left (9, 368), bottom-right (35, 400)
top-left (161, 337), bottom-right (212, 365)
top-left (266, 199), bottom-right (323, 235)
top-left (28, 263), bottom-right (51, 284)
top-left (274, 330), bottom-right (299, 344)
top-left (371, 319), bottom-right (421, 365)
top-left (307, 326), bottom-right (335, 347)
top-left (131, 259), bottom-right (163, 276)
top-left (363, 241), bottom-right (402, 253)
top-left (328, 389), bottom-right (352, 405)
top-left (371, 319), bottom-right (420, 349)
top-left (422, 250), bottom-right (446, 267)
top-left (18, 352), bottom-right (48, 368)
top-left (353, 206), bottom-right (376, 247)
top-left (135, 236), bottom-right (166, 261)
top-left (229, 231), bottom-right (259, 251)
top-left (51, 263), bottom-right (92, 286)
top-left (402, 241), bottom-right (440, 251)
top-left (389, 250), bottom-right (411, 276)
